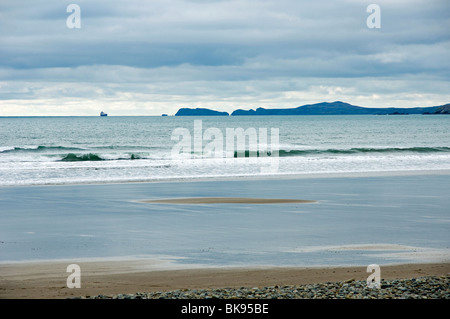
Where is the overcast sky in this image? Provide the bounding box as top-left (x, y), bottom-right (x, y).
top-left (0, 0), bottom-right (449, 116)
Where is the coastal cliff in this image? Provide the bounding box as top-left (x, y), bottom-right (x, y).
top-left (173, 101), bottom-right (446, 116)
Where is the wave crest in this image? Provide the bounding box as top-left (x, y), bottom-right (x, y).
top-left (60, 153), bottom-right (104, 162)
top-left (0, 145), bottom-right (85, 153)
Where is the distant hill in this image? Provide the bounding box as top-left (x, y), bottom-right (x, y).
top-left (231, 101), bottom-right (440, 116)
top-left (175, 108), bottom-right (229, 116)
top-left (431, 104), bottom-right (450, 114)
top-left (174, 102), bottom-right (447, 116)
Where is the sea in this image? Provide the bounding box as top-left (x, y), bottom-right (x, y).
top-left (1, 115), bottom-right (450, 186)
top-left (1, 115), bottom-right (449, 266)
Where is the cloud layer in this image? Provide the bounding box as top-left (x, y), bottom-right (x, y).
top-left (1, 0), bottom-right (449, 115)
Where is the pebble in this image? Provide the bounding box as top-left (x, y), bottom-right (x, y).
top-left (81, 275), bottom-right (449, 299)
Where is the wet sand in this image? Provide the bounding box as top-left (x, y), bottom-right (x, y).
top-left (1, 174), bottom-right (449, 299)
top-left (1, 260), bottom-right (449, 299)
top-left (140, 197), bottom-right (316, 204)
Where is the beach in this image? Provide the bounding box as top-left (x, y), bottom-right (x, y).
top-left (2, 0), bottom-right (450, 304)
top-left (1, 259), bottom-right (449, 299)
top-left (1, 172), bottom-right (449, 299)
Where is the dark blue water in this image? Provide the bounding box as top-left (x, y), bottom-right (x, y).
top-left (1, 115), bottom-right (449, 186)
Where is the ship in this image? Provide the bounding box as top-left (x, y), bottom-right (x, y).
top-left (100, 111), bottom-right (108, 117)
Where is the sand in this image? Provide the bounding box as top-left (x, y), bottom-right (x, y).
top-left (1, 260), bottom-right (449, 299)
top-left (1, 177), bottom-right (449, 299)
top-left (140, 197), bottom-right (316, 204)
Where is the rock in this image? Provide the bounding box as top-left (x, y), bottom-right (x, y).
top-left (80, 275), bottom-right (449, 300)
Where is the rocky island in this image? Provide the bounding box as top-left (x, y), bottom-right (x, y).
top-left (175, 108), bottom-right (229, 116)
top-left (173, 101), bottom-right (448, 116)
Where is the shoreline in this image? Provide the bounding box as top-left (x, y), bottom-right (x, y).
top-left (1, 168), bottom-right (450, 189)
top-left (1, 172), bottom-right (449, 299)
top-left (1, 260), bottom-right (449, 299)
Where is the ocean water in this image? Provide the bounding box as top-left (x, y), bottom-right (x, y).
top-left (1, 115), bottom-right (449, 186)
top-left (1, 115), bottom-right (449, 265)
top-left (1, 175), bottom-right (449, 265)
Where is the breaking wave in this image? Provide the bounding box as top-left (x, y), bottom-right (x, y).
top-left (60, 153), bottom-right (104, 161)
top-left (0, 145), bottom-right (86, 153)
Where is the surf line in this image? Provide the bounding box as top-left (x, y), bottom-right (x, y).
top-left (171, 119), bottom-right (280, 173)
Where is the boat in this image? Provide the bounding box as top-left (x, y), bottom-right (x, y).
top-left (100, 111), bottom-right (108, 117)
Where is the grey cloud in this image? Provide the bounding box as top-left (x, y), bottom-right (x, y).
top-left (0, 0), bottom-right (449, 115)
top-left (1, 0), bottom-right (449, 72)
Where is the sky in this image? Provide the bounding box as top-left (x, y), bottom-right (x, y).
top-left (0, 0), bottom-right (449, 116)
